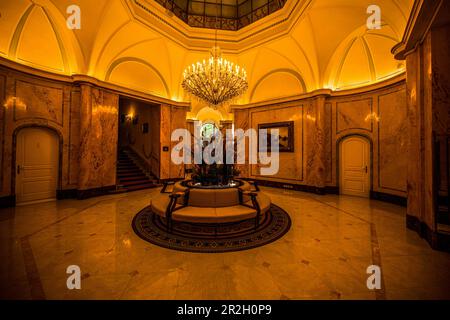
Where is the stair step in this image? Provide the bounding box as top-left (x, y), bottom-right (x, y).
top-left (118, 172), bottom-right (146, 178)
top-left (117, 165), bottom-right (137, 170)
top-left (118, 175), bottom-right (148, 182)
top-left (117, 149), bottom-right (159, 192)
top-left (117, 168), bottom-right (142, 173)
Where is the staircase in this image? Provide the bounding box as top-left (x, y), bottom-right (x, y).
top-left (116, 149), bottom-right (159, 192)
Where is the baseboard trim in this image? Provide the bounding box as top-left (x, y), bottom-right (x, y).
top-left (57, 189), bottom-right (77, 200)
top-left (371, 191), bottom-right (407, 207)
top-left (0, 195), bottom-right (16, 208)
top-left (242, 178), bottom-right (336, 195)
top-left (77, 185), bottom-right (116, 200)
top-left (406, 214), bottom-right (450, 252)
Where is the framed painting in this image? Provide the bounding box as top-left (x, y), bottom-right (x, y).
top-left (258, 121), bottom-right (294, 152)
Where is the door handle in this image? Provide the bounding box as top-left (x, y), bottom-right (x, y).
top-left (363, 166), bottom-right (368, 174)
top-left (17, 165), bottom-right (21, 175)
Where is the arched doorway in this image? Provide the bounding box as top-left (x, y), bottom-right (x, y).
top-left (15, 127), bottom-right (59, 205)
top-left (201, 121), bottom-right (219, 143)
top-left (339, 136), bottom-right (370, 197)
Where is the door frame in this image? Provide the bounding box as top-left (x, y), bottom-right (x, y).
top-left (336, 134), bottom-right (373, 196)
top-left (12, 125), bottom-right (63, 204)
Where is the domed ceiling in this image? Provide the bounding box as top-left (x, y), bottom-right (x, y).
top-left (0, 0), bottom-right (414, 119)
top-left (154, 0), bottom-right (288, 30)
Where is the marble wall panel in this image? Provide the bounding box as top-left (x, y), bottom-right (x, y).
top-left (0, 74), bottom-right (5, 189)
top-left (159, 105), bottom-right (186, 180)
top-left (304, 98), bottom-right (326, 187)
top-left (78, 86), bottom-right (119, 190)
top-left (324, 103), bottom-right (333, 184)
top-left (405, 50), bottom-right (423, 222)
top-left (159, 104), bottom-right (171, 180)
top-left (336, 98), bottom-right (373, 134)
top-left (0, 68), bottom-right (75, 198)
top-left (249, 105), bottom-right (303, 182)
top-left (14, 80), bottom-right (63, 125)
top-left (169, 106), bottom-right (186, 179)
top-left (378, 89), bottom-right (408, 193)
top-left (233, 109), bottom-right (250, 178)
top-left (431, 25), bottom-right (450, 196)
top-left (69, 89), bottom-right (80, 187)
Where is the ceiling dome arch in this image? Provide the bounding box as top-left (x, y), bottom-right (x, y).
top-left (106, 57), bottom-right (171, 98)
top-left (323, 23), bottom-right (404, 90)
top-left (250, 68), bottom-right (306, 103)
top-left (3, 0), bottom-right (84, 74)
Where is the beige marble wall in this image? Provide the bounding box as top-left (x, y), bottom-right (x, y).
top-left (78, 86), bottom-right (119, 190)
top-left (336, 98), bottom-right (373, 134)
top-left (431, 25), bottom-right (450, 198)
top-left (234, 109), bottom-right (250, 178)
top-left (405, 47), bottom-right (425, 226)
top-left (234, 80), bottom-right (409, 198)
top-left (403, 27), bottom-right (449, 235)
top-left (378, 88), bottom-right (408, 193)
top-left (247, 104), bottom-right (304, 183)
top-left (304, 97), bottom-right (326, 188)
top-left (0, 74), bottom-right (5, 190)
top-left (0, 67), bottom-right (75, 197)
top-left (69, 89), bottom-right (81, 187)
top-left (160, 104), bottom-right (186, 180)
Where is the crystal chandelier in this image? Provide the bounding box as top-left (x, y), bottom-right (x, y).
top-left (182, 46), bottom-right (248, 108)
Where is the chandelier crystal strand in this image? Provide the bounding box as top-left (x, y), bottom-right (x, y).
top-left (182, 46), bottom-right (248, 108)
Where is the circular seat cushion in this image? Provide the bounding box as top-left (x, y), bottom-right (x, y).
top-left (172, 207), bottom-right (217, 223)
top-left (151, 194), bottom-right (184, 217)
top-left (215, 206), bottom-right (257, 223)
top-left (151, 188), bottom-right (271, 224)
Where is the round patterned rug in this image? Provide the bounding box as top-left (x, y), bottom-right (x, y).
top-left (132, 204), bottom-right (291, 253)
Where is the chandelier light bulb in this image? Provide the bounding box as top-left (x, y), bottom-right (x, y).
top-left (181, 46), bottom-right (248, 108)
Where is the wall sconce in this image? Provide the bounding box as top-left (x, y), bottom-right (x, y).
top-left (3, 97), bottom-right (27, 110)
top-left (124, 112), bottom-right (138, 124)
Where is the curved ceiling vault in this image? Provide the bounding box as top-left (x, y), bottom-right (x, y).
top-left (0, 0), bottom-right (414, 106)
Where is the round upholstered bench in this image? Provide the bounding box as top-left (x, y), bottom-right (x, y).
top-left (150, 180), bottom-right (271, 231)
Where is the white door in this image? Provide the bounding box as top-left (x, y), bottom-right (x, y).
top-left (340, 136), bottom-right (370, 197)
top-left (16, 128), bottom-right (59, 205)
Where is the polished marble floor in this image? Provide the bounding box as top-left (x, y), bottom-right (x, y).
top-left (1, 187), bottom-right (449, 300)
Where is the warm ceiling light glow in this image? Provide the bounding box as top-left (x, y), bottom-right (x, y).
top-left (182, 46), bottom-right (248, 108)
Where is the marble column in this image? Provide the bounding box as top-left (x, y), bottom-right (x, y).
top-left (403, 25), bottom-right (450, 248)
top-left (160, 104), bottom-right (186, 180)
top-left (304, 95), bottom-right (327, 191)
top-left (78, 85), bottom-right (119, 191)
top-left (233, 109), bottom-right (250, 178)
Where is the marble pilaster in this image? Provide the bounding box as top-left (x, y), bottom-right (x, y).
top-left (78, 85), bottom-right (119, 190)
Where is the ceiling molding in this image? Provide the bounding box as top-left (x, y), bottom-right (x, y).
top-left (127, 0), bottom-right (313, 53)
top-left (232, 73), bottom-right (406, 110)
top-left (392, 0), bottom-right (443, 60)
top-left (0, 56), bottom-right (189, 108)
